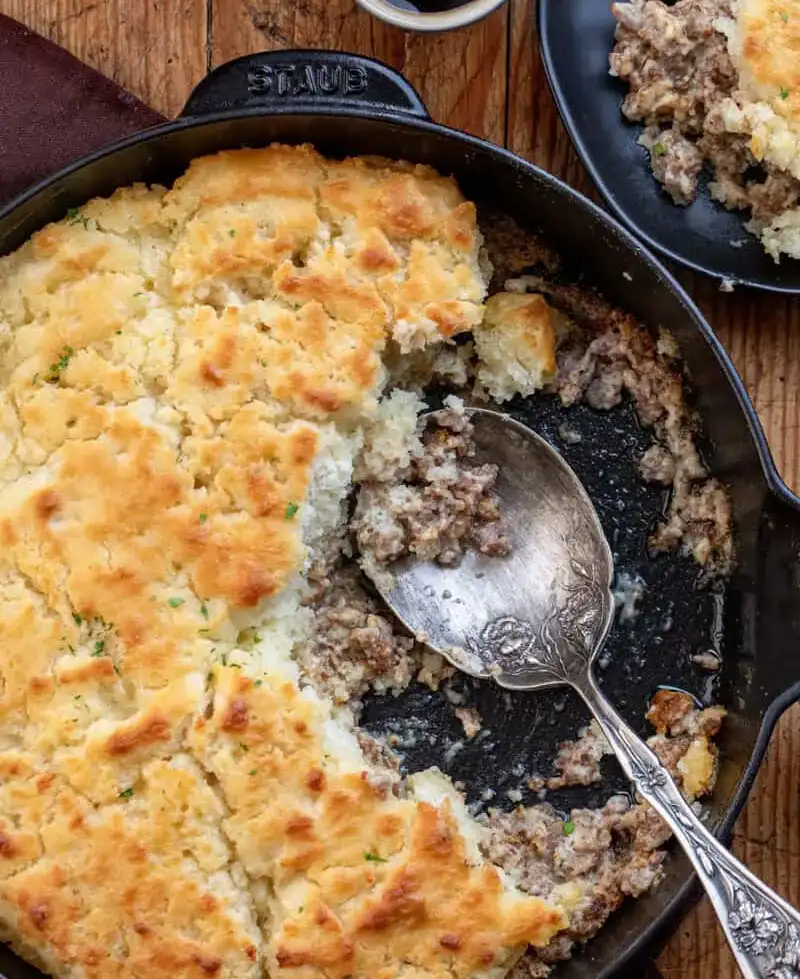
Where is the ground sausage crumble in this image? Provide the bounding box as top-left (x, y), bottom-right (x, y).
top-left (354, 408), bottom-right (511, 570)
top-left (610, 0), bottom-right (800, 227)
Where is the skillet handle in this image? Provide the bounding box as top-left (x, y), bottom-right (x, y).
top-left (180, 50), bottom-right (429, 120)
top-left (756, 489), bottom-right (800, 709)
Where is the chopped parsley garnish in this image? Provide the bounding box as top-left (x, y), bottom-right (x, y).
top-left (285, 502), bottom-right (299, 520)
top-left (200, 602), bottom-right (209, 619)
top-left (780, 86), bottom-right (791, 100)
top-left (118, 787), bottom-right (134, 799)
top-left (781, 9), bottom-right (789, 21)
top-left (239, 743), bottom-right (249, 753)
top-left (364, 851), bottom-right (388, 863)
top-left (563, 820), bottom-right (575, 836)
top-left (168, 597), bottom-right (185, 608)
top-left (45, 345), bottom-right (74, 384)
top-left (74, 694), bottom-right (82, 701)
top-left (91, 640), bottom-right (106, 657)
top-left (229, 229), bottom-right (237, 238)
top-left (249, 769), bottom-right (257, 776)
top-left (254, 679), bottom-right (263, 687)
top-left (72, 612), bottom-right (82, 626)
top-left (206, 671), bottom-right (214, 688)
top-left (198, 512), bottom-right (208, 524)
top-left (32, 373), bottom-right (39, 385)
top-left (66, 207), bottom-right (90, 228)
top-left (221, 652), bottom-right (228, 666)
top-left (652, 142), bottom-right (667, 156)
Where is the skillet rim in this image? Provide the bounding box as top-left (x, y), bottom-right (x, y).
top-left (0, 102), bottom-right (797, 977)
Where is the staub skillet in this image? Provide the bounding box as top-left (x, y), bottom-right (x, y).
top-left (1, 50), bottom-right (800, 979)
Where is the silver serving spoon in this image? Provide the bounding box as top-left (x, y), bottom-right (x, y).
top-left (370, 407), bottom-right (800, 979)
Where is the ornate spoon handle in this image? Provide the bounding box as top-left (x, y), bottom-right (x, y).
top-left (574, 671), bottom-right (800, 979)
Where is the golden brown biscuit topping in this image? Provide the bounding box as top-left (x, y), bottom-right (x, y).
top-left (0, 145), bottom-right (565, 979)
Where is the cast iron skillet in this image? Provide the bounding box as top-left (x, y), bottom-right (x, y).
top-left (538, 0), bottom-right (800, 293)
top-left (1, 49), bottom-right (800, 979)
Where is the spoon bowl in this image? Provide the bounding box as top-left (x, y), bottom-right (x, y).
top-left (373, 408), bottom-right (616, 688)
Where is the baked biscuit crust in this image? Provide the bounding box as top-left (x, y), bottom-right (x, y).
top-left (0, 146), bottom-right (564, 979)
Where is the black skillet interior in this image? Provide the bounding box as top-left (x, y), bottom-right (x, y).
top-left (3, 50), bottom-right (800, 979)
top-left (361, 390), bottom-right (725, 815)
top-left (537, 0), bottom-right (800, 293)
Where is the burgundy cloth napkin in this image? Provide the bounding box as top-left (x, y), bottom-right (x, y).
top-left (0, 14), bottom-right (164, 206)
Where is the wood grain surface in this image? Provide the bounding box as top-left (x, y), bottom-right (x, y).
top-left (2, 1), bottom-right (799, 975)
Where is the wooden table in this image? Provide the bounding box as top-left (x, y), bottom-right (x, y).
top-left (2, 1), bottom-right (798, 974)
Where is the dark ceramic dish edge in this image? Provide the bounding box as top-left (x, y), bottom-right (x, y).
top-left (537, 0), bottom-right (800, 293)
top-left (1, 49), bottom-right (799, 979)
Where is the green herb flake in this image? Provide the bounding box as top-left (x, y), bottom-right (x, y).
top-left (66, 207), bottom-right (90, 229)
top-left (74, 694), bottom-right (82, 701)
top-left (91, 640), bottom-right (106, 657)
top-left (239, 743), bottom-right (249, 753)
top-left (780, 9), bottom-right (789, 21)
top-left (249, 769), bottom-right (258, 776)
top-left (780, 86), bottom-right (791, 100)
top-left (168, 597), bottom-right (185, 608)
top-left (563, 820), bottom-right (576, 836)
top-left (118, 787), bottom-right (134, 799)
top-left (32, 373), bottom-right (39, 385)
top-left (229, 229), bottom-right (237, 238)
top-left (200, 602), bottom-right (209, 619)
top-left (113, 663), bottom-right (122, 677)
top-left (206, 671), bottom-right (214, 688)
top-left (72, 612), bottom-right (82, 626)
top-left (199, 512), bottom-right (208, 524)
top-left (254, 679), bottom-right (263, 688)
top-left (285, 502), bottom-right (299, 520)
top-left (45, 345), bottom-right (75, 384)
top-left (221, 652), bottom-right (228, 666)
top-left (364, 851), bottom-right (388, 863)
top-left (652, 142), bottom-right (667, 156)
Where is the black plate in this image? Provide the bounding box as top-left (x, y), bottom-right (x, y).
top-left (537, 0), bottom-right (800, 293)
